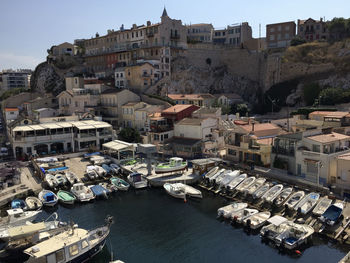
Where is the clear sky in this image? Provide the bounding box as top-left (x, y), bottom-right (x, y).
top-left (1, 0), bottom-right (349, 71)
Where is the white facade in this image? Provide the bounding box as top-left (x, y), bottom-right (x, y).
top-left (5, 108), bottom-right (19, 122)
top-left (174, 118), bottom-right (218, 140)
top-left (114, 68), bottom-right (126, 88)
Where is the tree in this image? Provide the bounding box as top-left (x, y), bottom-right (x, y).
top-left (319, 87), bottom-right (343, 105)
top-left (328, 17), bottom-right (350, 40)
top-left (235, 104), bottom-right (249, 116)
top-left (290, 37), bottom-right (306, 46)
top-left (303, 83), bottom-right (321, 106)
top-left (118, 127), bottom-right (142, 143)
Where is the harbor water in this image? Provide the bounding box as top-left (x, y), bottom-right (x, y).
top-left (34, 189), bottom-right (347, 263)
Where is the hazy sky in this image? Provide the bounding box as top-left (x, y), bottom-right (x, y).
top-left (1, 0), bottom-right (349, 71)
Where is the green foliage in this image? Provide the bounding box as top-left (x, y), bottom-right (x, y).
top-left (319, 87), bottom-right (343, 105)
top-left (148, 94), bottom-right (175, 105)
top-left (273, 157), bottom-right (288, 170)
top-left (328, 17), bottom-right (350, 40)
top-left (0, 88), bottom-right (28, 101)
top-left (290, 37), bottom-right (307, 46)
top-left (234, 104), bottom-right (249, 116)
top-left (303, 83), bottom-right (321, 106)
top-left (290, 107), bottom-right (337, 116)
top-left (119, 127), bottom-right (142, 143)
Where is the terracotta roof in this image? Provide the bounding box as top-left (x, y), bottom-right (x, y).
top-left (5, 108), bottom-right (19, 112)
top-left (240, 123), bottom-right (279, 132)
top-left (307, 132), bottom-right (350, 143)
top-left (168, 94), bottom-right (214, 100)
top-left (309, 111), bottom-right (349, 118)
top-left (122, 102), bottom-right (140, 107)
top-left (257, 138), bottom-right (274, 145)
top-left (162, 104), bottom-right (197, 114)
top-left (214, 93), bottom-right (243, 100)
top-left (176, 118), bottom-right (203, 126)
top-left (338, 154), bottom-right (350, 161)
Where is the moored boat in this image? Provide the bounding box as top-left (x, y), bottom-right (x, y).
top-left (204, 166), bottom-right (219, 179)
top-left (163, 183), bottom-right (186, 199)
top-left (319, 202), bottom-right (344, 226)
top-left (244, 177), bottom-right (266, 195)
top-left (65, 171), bottom-right (80, 185)
top-left (102, 164), bottom-right (112, 174)
top-left (38, 190), bottom-right (58, 207)
top-left (232, 208), bottom-right (259, 224)
top-left (274, 187), bottom-right (293, 207)
top-left (219, 170), bottom-right (240, 189)
top-left (260, 215), bottom-right (290, 241)
top-left (25, 197), bottom-right (42, 210)
top-left (127, 173), bottom-right (148, 189)
top-left (155, 157), bottom-right (188, 174)
top-left (243, 211), bottom-right (271, 230)
top-left (89, 185), bottom-right (110, 199)
top-left (227, 173), bottom-right (247, 191)
top-left (110, 177), bottom-right (130, 191)
top-left (274, 222), bottom-right (314, 250)
top-left (45, 173), bottom-right (57, 188)
top-left (217, 202), bottom-right (248, 219)
top-left (294, 192), bottom-right (320, 214)
top-left (109, 163), bottom-right (120, 174)
top-left (71, 183), bottom-right (95, 202)
top-left (0, 209), bottom-right (41, 230)
top-left (284, 191), bottom-right (305, 209)
top-left (86, 165), bottom-right (99, 179)
top-left (11, 199), bottom-right (27, 210)
top-left (54, 173), bottom-right (67, 186)
top-left (57, 190), bottom-right (76, 205)
top-left (313, 196), bottom-right (332, 216)
top-left (252, 183), bottom-right (270, 200)
top-left (181, 184), bottom-right (202, 199)
top-left (261, 184), bottom-right (283, 203)
top-left (235, 176), bottom-right (256, 193)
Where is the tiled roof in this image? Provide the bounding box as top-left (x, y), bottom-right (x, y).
top-left (162, 104), bottom-right (197, 114)
top-left (168, 94), bottom-right (214, 100)
top-left (5, 108), bottom-right (19, 112)
top-left (307, 132), bottom-right (350, 143)
top-left (176, 118), bottom-right (203, 126)
top-left (309, 111), bottom-right (349, 118)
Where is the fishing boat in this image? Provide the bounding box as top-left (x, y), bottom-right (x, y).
top-left (24, 216), bottom-right (114, 263)
top-left (274, 222), bottom-right (314, 250)
top-left (294, 192), bottom-right (320, 214)
top-left (11, 199), bottom-right (27, 210)
top-left (71, 183), bottom-right (95, 202)
top-left (110, 177), bottom-right (130, 191)
top-left (319, 202), bottom-right (344, 226)
top-left (284, 191), bottom-right (305, 209)
top-left (235, 176), bottom-right (256, 193)
top-left (94, 165), bottom-right (107, 177)
top-left (217, 202), bottom-right (248, 219)
top-left (127, 173), bottom-right (148, 189)
top-left (99, 182), bottom-right (118, 193)
top-left (45, 174), bottom-right (57, 188)
top-left (204, 166), bottom-right (219, 179)
top-left (86, 165), bottom-right (99, 179)
top-left (102, 164), bottom-right (112, 174)
top-left (38, 190), bottom-right (58, 207)
top-left (313, 196), bottom-right (332, 216)
top-left (260, 215), bottom-right (290, 241)
top-left (206, 168), bottom-right (225, 185)
top-left (54, 173), bottom-right (67, 186)
top-left (109, 163), bottom-right (120, 174)
top-left (219, 170), bottom-right (240, 188)
top-left (0, 209), bottom-right (41, 229)
top-left (182, 184), bottom-right (202, 199)
top-left (227, 173), bottom-right (247, 191)
top-left (57, 190), bottom-right (76, 205)
top-left (252, 183), bottom-right (270, 200)
top-left (232, 208), bottom-right (259, 224)
top-left (88, 185), bottom-right (110, 199)
top-left (244, 177), bottom-right (266, 195)
top-left (65, 171), bottom-right (80, 185)
top-left (0, 213), bottom-right (62, 242)
top-left (163, 183), bottom-right (186, 199)
top-left (25, 197), bottom-right (42, 210)
top-left (261, 184), bottom-right (284, 203)
top-left (243, 211), bottom-right (271, 230)
top-left (155, 157), bottom-right (187, 174)
top-left (274, 187), bottom-right (293, 207)
top-left (213, 170), bottom-right (231, 185)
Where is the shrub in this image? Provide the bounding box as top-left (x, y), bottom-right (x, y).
top-left (119, 127), bottom-right (142, 143)
top-left (319, 87), bottom-right (343, 105)
top-left (303, 83), bottom-right (321, 106)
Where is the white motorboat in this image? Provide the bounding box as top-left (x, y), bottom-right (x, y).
top-left (252, 183), bottom-right (270, 200)
top-left (243, 211), bottom-right (271, 230)
top-left (274, 222), bottom-right (314, 250)
top-left (294, 192), bottom-right (320, 214)
top-left (261, 184), bottom-right (284, 203)
top-left (285, 191), bottom-right (305, 209)
top-left (232, 208), bottom-right (259, 224)
top-left (204, 167), bottom-right (219, 179)
top-left (86, 165), bottom-right (98, 179)
top-left (227, 174), bottom-right (247, 191)
top-left (110, 177), bottom-right (130, 191)
top-left (219, 170), bottom-right (240, 188)
top-left (235, 176), bottom-right (256, 193)
top-left (25, 196), bottom-right (42, 210)
top-left (45, 174), bottom-right (57, 188)
top-left (273, 187), bottom-right (293, 207)
top-left (54, 173), bottom-right (67, 186)
top-left (94, 165), bottom-right (107, 177)
top-left (24, 216), bottom-right (113, 263)
top-left (312, 196), bottom-right (332, 216)
top-left (65, 171), bottom-right (80, 185)
top-left (217, 202), bottom-right (248, 219)
top-left (244, 177), bottom-right (266, 195)
top-left (260, 215), bottom-right (290, 241)
top-left (109, 163), bottom-right (120, 174)
top-left (208, 169), bottom-right (226, 183)
top-left (0, 209), bottom-right (41, 230)
top-left (127, 173), bottom-right (148, 189)
top-left (163, 183), bottom-right (186, 199)
top-left (155, 157), bottom-right (188, 174)
top-left (213, 170), bottom-right (231, 185)
top-left (182, 184), bottom-right (202, 198)
top-left (71, 183), bottom-right (95, 202)
top-left (38, 190), bottom-right (58, 207)
top-left (319, 202), bottom-right (344, 226)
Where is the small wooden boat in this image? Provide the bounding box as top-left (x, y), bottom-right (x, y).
top-left (294, 192), bottom-right (320, 214)
top-left (25, 197), bottom-right (42, 210)
top-left (261, 184), bottom-right (283, 203)
top-left (155, 157), bottom-right (187, 174)
top-left (127, 173), bottom-right (148, 189)
top-left (252, 183), bottom-right (270, 200)
top-left (11, 199), bottom-right (27, 210)
top-left (45, 174), bottom-right (57, 188)
top-left (312, 196), bottom-right (332, 216)
top-left (163, 183), bottom-right (186, 199)
top-left (285, 191), bottom-right (305, 209)
top-left (65, 171), bottom-right (80, 185)
top-left (88, 185), bottom-right (110, 199)
top-left (235, 176), bottom-right (256, 192)
top-left (71, 183), bottom-right (95, 202)
top-left (57, 190), bottom-right (76, 205)
top-left (244, 177), bottom-right (266, 195)
top-left (227, 174), bottom-right (247, 191)
top-left (232, 208), bottom-right (259, 224)
top-left (217, 202), bottom-right (248, 219)
top-left (274, 187), bottom-right (293, 207)
top-left (110, 177), bottom-right (130, 191)
top-left (243, 211), bottom-right (271, 230)
top-left (38, 190), bottom-right (58, 207)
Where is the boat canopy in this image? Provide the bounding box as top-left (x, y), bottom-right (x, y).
top-left (267, 215), bottom-right (288, 226)
top-left (47, 167), bottom-right (68, 172)
top-left (90, 185), bottom-right (109, 196)
top-left (44, 193), bottom-right (55, 201)
top-left (84, 152), bottom-right (100, 158)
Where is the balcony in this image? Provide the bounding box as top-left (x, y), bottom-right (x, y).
top-left (170, 34), bottom-right (180, 40)
top-left (272, 147), bottom-right (295, 156)
top-left (147, 32), bottom-right (154, 37)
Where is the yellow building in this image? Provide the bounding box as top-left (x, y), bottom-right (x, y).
top-left (125, 61), bottom-right (161, 90)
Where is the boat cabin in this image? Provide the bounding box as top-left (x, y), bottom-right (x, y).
top-left (72, 183), bottom-right (85, 192)
top-left (169, 157), bottom-right (184, 167)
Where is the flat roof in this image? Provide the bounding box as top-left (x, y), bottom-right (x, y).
top-left (5, 108), bottom-right (18, 112)
top-left (103, 140), bottom-right (135, 151)
top-left (162, 104), bottom-right (197, 114)
top-left (307, 132), bottom-right (350, 143)
top-left (176, 118), bottom-right (203, 126)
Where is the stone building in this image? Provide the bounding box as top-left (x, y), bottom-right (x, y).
top-left (186, 23), bottom-right (213, 43)
top-left (211, 22), bottom-right (252, 46)
top-left (297, 18), bottom-right (329, 42)
top-left (266, 21), bottom-right (296, 48)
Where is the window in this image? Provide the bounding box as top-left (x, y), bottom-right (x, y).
top-left (69, 244), bottom-right (79, 256)
top-left (278, 25), bottom-right (282, 31)
top-left (312, 144), bottom-right (320, 153)
top-left (116, 73), bottom-right (119, 78)
top-left (285, 33), bottom-right (289, 39)
top-left (300, 26), bottom-right (303, 32)
top-left (228, 149), bottom-right (236, 156)
top-left (269, 34), bottom-right (275, 41)
top-left (277, 34), bottom-right (281, 40)
top-left (56, 249), bottom-right (65, 262)
top-left (75, 101), bottom-right (78, 107)
top-left (285, 25), bottom-right (290, 31)
top-left (164, 134), bottom-right (168, 139)
top-left (306, 162), bottom-right (318, 174)
top-left (270, 28), bottom-right (275, 33)
top-left (81, 240), bottom-right (89, 249)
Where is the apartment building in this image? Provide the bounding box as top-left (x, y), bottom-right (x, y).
top-left (8, 115), bottom-right (115, 159)
top-left (49, 42), bottom-right (76, 56)
top-left (168, 94), bottom-right (215, 107)
top-left (214, 93), bottom-right (243, 106)
top-left (5, 108), bottom-right (19, 122)
top-left (212, 22), bottom-right (252, 46)
top-left (124, 60), bottom-right (161, 90)
top-left (266, 21), bottom-right (296, 48)
top-left (1, 69), bottom-right (32, 91)
top-left (186, 23), bottom-right (214, 43)
top-left (297, 18), bottom-right (329, 41)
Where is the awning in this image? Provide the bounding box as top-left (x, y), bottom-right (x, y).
top-left (77, 125), bottom-right (95, 130)
top-left (29, 125), bottom-right (45, 130)
top-left (94, 123), bottom-right (111, 128)
top-left (267, 215), bottom-right (288, 226)
top-left (56, 122), bottom-right (74, 128)
top-left (13, 126), bottom-right (33, 132)
top-left (40, 123), bottom-right (61, 129)
top-left (103, 140), bottom-right (135, 152)
top-left (304, 158), bottom-right (318, 164)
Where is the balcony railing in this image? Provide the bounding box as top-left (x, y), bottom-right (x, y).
top-left (146, 32), bottom-right (154, 37)
top-left (272, 147), bottom-right (295, 156)
top-left (170, 34), bottom-right (180, 40)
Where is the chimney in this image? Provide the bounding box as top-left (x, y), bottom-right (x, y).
top-left (147, 21), bottom-right (151, 26)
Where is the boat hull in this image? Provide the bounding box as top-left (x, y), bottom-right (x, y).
top-left (155, 166), bottom-right (187, 174)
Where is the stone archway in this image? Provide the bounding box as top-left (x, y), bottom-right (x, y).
top-left (34, 144), bottom-right (49, 155)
